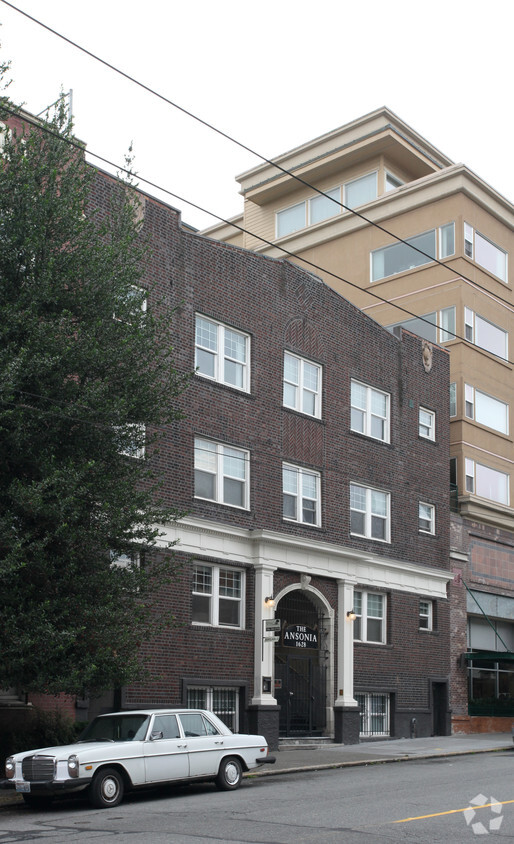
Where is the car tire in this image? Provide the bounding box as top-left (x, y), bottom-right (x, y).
top-left (22, 794), bottom-right (54, 809)
top-left (215, 756), bottom-right (243, 791)
top-left (88, 767), bottom-right (125, 808)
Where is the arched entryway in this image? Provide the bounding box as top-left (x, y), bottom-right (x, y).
top-left (274, 588), bottom-right (330, 737)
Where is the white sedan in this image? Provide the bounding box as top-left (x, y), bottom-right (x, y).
top-left (1, 709), bottom-right (275, 809)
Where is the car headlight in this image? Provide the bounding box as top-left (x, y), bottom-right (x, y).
top-left (5, 757), bottom-right (14, 779)
top-left (67, 755), bottom-right (79, 778)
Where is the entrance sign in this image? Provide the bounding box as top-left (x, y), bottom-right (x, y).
top-left (282, 624), bottom-right (319, 650)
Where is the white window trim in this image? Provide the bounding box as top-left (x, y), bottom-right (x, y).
top-left (350, 380), bottom-right (390, 443)
top-left (354, 591), bottom-right (387, 644)
top-left (195, 314), bottom-right (250, 392)
top-left (450, 383), bottom-right (457, 418)
top-left (419, 502), bottom-right (435, 535)
top-left (350, 484), bottom-right (391, 543)
top-left (419, 407), bottom-right (436, 441)
top-left (370, 224), bottom-right (455, 283)
top-left (194, 438), bottom-right (250, 509)
top-left (385, 171), bottom-right (403, 192)
top-left (465, 458), bottom-right (510, 505)
top-left (419, 599), bottom-right (433, 631)
top-left (187, 686), bottom-right (239, 732)
top-left (464, 223), bottom-right (508, 282)
top-left (283, 351), bottom-right (322, 418)
top-left (192, 563), bottom-right (245, 629)
top-left (464, 308), bottom-right (508, 360)
top-left (465, 384), bottom-right (509, 434)
top-left (283, 462), bottom-right (321, 527)
top-left (356, 692), bottom-right (390, 736)
top-left (343, 170), bottom-right (378, 209)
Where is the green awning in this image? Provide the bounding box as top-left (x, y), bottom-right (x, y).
top-left (463, 651), bottom-right (514, 662)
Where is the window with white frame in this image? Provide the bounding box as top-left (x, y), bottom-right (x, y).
top-left (195, 315), bottom-right (250, 392)
top-left (350, 380), bottom-right (390, 442)
top-left (465, 458), bottom-right (509, 505)
top-left (283, 352), bottom-right (322, 418)
top-left (450, 383), bottom-right (457, 418)
top-left (350, 484), bottom-right (390, 542)
top-left (419, 599), bottom-right (433, 630)
top-left (464, 308), bottom-right (508, 360)
top-left (344, 171), bottom-right (377, 209)
top-left (309, 188), bottom-right (340, 225)
top-left (464, 223), bottom-right (507, 282)
top-left (283, 463), bottom-right (321, 526)
top-left (385, 172), bottom-right (403, 191)
top-left (276, 201), bottom-right (307, 238)
top-left (187, 686), bottom-right (239, 731)
top-left (356, 692), bottom-right (390, 737)
top-left (194, 438), bottom-right (249, 509)
top-left (371, 223), bottom-right (454, 282)
top-left (419, 407), bottom-right (435, 440)
top-left (419, 502), bottom-right (435, 534)
top-left (192, 563), bottom-right (244, 628)
top-left (354, 591), bottom-right (386, 643)
top-left (387, 305), bottom-right (456, 344)
top-left (465, 385), bottom-right (509, 434)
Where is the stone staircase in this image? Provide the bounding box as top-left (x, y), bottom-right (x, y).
top-left (279, 736), bottom-right (334, 750)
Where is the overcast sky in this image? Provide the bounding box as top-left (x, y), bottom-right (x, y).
top-left (0, 0), bottom-right (512, 231)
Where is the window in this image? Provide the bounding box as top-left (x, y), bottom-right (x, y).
top-left (195, 315), bottom-right (250, 392)
top-left (115, 423), bottom-right (145, 459)
top-left (283, 463), bottom-right (321, 526)
top-left (354, 591), bottom-right (386, 643)
top-left (419, 502), bottom-right (435, 534)
top-left (464, 308), bottom-right (508, 359)
top-left (419, 407), bottom-right (435, 440)
top-left (194, 438), bottom-right (249, 508)
top-left (464, 385), bottom-right (508, 434)
top-left (350, 484), bottom-right (390, 541)
top-left (192, 563), bottom-right (244, 628)
top-left (450, 383), bottom-right (457, 417)
top-left (465, 458), bottom-right (509, 505)
top-left (113, 285), bottom-right (147, 323)
top-left (344, 172), bottom-right (377, 209)
top-left (187, 687), bottom-right (239, 732)
top-left (356, 693), bottom-right (390, 737)
top-left (388, 306), bottom-right (456, 344)
top-left (371, 224), bottom-right (455, 282)
top-left (350, 380), bottom-right (390, 442)
top-left (276, 201), bottom-right (306, 238)
top-left (309, 188), bottom-right (340, 225)
top-left (283, 352), bottom-right (322, 417)
top-left (419, 599), bottom-right (433, 631)
top-left (152, 714), bottom-right (180, 739)
top-left (385, 172), bottom-right (403, 191)
top-left (464, 224), bottom-right (507, 282)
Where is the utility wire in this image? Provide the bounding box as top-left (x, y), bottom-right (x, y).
top-left (2, 0), bottom-right (514, 314)
top-left (2, 103), bottom-right (509, 362)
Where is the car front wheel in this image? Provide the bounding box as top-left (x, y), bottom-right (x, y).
top-left (215, 756), bottom-right (243, 790)
top-left (89, 767), bottom-right (125, 808)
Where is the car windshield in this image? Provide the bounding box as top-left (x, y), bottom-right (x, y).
top-left (79, 714), bottom-right (150, 742)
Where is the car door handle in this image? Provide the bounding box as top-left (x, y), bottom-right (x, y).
top-left (214, 740), bottom-right (224, 745)
top-left (177, 743), bottom-right (187, 748)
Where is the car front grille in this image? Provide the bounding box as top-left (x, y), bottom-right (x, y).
top-left (22, 755), bottom-right (55, 782)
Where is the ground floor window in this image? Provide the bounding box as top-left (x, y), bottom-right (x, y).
top-left (468, 658), bottom-right (514, 716)
top-left (356, 692), bottom-right (390, 737)
top-left (187, 686), bottom-right (239, 732)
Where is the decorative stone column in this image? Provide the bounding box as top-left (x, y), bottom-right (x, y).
top-left (247, 563), bottom-right (280, 749)
top-left (333, 578), bottom-right (360, 744)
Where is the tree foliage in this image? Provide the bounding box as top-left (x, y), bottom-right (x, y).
top-left (0, 89), bottom-right (188, 695)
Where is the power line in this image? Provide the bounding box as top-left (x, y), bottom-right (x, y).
top-left (2, 0), bottom-right (514, 315)
top-left (3, 103), bottom-right (512, 366)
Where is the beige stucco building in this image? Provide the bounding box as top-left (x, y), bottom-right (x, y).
top-left (203, 108), bottom-right (514, 731)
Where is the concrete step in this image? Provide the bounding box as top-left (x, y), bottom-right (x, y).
top-left (279, 736), bottom-right (334, 750)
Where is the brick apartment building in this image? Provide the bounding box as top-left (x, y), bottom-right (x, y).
top-left (84, 167), bottom-right (452, 746)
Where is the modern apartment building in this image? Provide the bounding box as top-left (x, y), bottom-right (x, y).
top-left (203, 108), bottom-right (514, 731)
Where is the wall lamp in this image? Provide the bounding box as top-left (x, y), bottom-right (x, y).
top-left (346, 610), bottom-right (357, 621)
top-left (264, 596), bottom-right (276, 608)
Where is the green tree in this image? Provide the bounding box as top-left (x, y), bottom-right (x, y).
top-left (0, 90), bottom-right (188, 696)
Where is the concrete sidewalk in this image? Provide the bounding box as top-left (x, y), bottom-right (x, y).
top-left (251, 732), bottom-right (513, 778)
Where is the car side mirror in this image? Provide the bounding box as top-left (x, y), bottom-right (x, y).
top-left (150, 730), bottom-right (164, 741)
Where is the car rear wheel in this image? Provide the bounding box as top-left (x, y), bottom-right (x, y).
top-left (215, 756), bottom-right (243, 790)
top-left (89, 767), bottom-right (124, 808)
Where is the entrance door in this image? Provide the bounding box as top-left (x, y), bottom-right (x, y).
top-left (432, 681), bottom-right (448, 736)
top-left (275, 654), bottom-right (326, 736)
